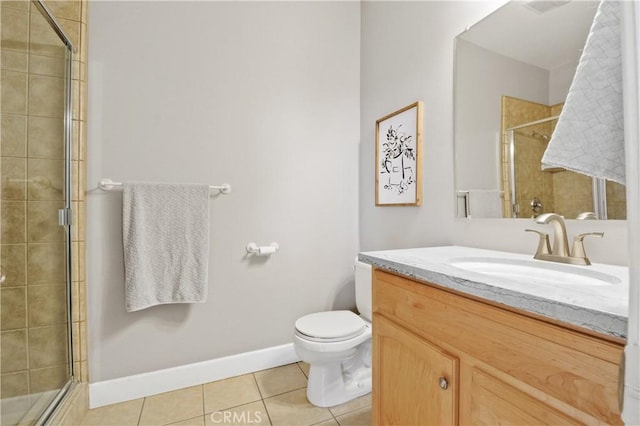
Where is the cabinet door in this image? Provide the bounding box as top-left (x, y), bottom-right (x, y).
top-left (469, 368), bottom-right (578, 425)
top-left (373, 314), bottom-right (458, 426)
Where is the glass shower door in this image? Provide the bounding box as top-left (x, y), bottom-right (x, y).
top-left (1, 1), bottom-right (73, 424)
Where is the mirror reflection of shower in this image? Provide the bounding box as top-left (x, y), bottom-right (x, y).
top-left (504, 117), bottom-right (626, 220)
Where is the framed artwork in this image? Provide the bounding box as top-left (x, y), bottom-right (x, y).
top-left (375, 101), bottom-right (423, 206)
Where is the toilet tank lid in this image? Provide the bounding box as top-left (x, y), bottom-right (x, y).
top-left (295, 310), bottom-right (365, 339)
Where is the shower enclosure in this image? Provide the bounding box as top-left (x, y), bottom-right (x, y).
top-left (1, 1), bottom-right (74, 424)
top-left (505, 116), bottom-right (627, 219)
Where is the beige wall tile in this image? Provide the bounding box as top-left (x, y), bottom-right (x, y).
top-left (46, 1), bottom-right (81, 21)
top-left (1, 49), bottom-right (28, 72)
top-left (1, 244), bottom-right (26, 287)
top-left (29, 53), bottom-right (66, 78)
top-left (1, 201), bottom-right (26, 243)
top-left (1, 1), bottom-right (30, 11)
top-left (254, 364), bottom-right (307, 399)
top-left (27, 158), bottom-right (64, 201)
top-left (139, 386), bottom-right (204, 426)
top-left (79, 80), bottom-right (86, 121)
top-left (79, 320), bottom-right (87, 361)
top-left (72, 322), bottom-right (80, 361)
top-left (71, 201), bottom-right (79, 242)
top-left (1, 157), bottom-right (27, 200)
top-left (71, 161), bottom-right (79, 201)
top-left (56, 17), bottom-right (80, 52)
top-left (27, 242), bottom-right (66, 285)
top-left (1, 70), bottom-right (28, 114)
top-left (72, 59), bottom-right (81, 81)
top-left (203, 374), bottom-right (261, 414)
top-left (1, 287), bottom-right (27, 330)
top-left (30, 365), bottom-right (69, 393)
top-left (71, 79), bottom-right (80, 120)
top-left (72, 120), bottom-right (80, 160)
top-left (28, 115), bottom-right (65, 159)
top-left (27, 200), bottom-right (65, 242)
top-left (29, 324), bottom-right (68, 368)
top-left (79, 161), bottom-right (86, 202)
top-left (1, 7), bottom-right (29, 51)
top-left (71, 241), bottom-right (79, 282)
top-left (1, 113), bottom-right (27, 156)
top-left (80, 22), bottom-right (87, 62)
top-left (78, 242), bottom-right (85, 281)
top-left (1, 371), bottom-right (29, 398)
top-left (29, 11), bottom-right (67, 57)
top-left (29, 74), bottom-right (65, 118)
top-left (79, 120), bottom-right (86, 161)
top-left (1, 329), bottom-right (28, 372)
top-left (28, 284), bottom-right (67, 326)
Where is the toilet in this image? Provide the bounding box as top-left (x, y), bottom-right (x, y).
top-left (293, 259), bottom-right (372, 407)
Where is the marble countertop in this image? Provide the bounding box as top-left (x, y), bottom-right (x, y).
top-left (358, 246), bottom-right (629, 339)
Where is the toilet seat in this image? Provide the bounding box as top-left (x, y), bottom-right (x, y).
top-left (295, 311), bottom-right (366, 342)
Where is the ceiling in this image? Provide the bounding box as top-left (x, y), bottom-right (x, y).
top-left (458, 0), bottom-right (599, 71)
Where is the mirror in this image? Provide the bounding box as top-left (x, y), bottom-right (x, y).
top-left (454, 0), bottom-right (626, 220)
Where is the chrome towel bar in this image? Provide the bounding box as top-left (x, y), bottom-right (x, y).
top-left (98, 178), bottom-right (232, 194)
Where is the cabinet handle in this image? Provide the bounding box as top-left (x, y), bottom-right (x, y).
top-left (438, 377), bottom-right (449, 390)
top-left (0, 265), bottom-right (5, 284)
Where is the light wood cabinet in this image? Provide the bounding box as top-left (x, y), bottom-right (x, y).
top-left (372, 269), bottom-right (625, 425)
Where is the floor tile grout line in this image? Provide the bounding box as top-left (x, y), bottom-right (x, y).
top-left (260, 384), bottom-right (308, 401)
top-left (201, 383), bottom-right (206, 424)
top-left (136, 397), bottom-right (146, 426)
top-left (251, 372), bottom-right (274, 425)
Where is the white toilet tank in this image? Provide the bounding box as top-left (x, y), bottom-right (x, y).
top-left (354, 259), bottom-right (372, 321)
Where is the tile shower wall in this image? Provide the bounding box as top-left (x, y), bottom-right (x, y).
top-left (0, 0), bottom-right (88, 422)
top-left (501, 98), bottom-right (627, 220)
top-left (500, 96), bottom-right (553, 218)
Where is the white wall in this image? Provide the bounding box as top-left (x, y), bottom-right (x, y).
top-left (549, 60), bottom-right (579, 105)
top-left (455, 39), bottom-right (549, 191)
top-left (360, 1), bottom-right (505, 251)
top-left (87, 1), bottom-right (360, 381)
top-left (360, 1), bottom-right (628, 266)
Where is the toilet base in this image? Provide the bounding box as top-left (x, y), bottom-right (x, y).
top-left (305, 341), bottom-right (372, 407)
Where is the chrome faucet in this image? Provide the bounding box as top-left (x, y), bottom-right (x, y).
top-left (526, 213), bottom-right (603, 265)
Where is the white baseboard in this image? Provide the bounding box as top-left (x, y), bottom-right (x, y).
top-left (89, 343), bottom-right (300, 408)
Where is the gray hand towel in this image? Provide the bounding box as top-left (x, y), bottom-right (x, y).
top-left (123, 182), bottom-right (210, 312)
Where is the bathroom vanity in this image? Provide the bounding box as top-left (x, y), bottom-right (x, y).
top-left (359, 246), bottom-right (628, 425)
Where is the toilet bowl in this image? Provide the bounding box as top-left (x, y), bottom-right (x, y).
top-left (293, 260), bottom-right (372, 407)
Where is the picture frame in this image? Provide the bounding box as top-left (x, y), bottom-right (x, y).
top-left (375, 101), bottom-right (423, 206)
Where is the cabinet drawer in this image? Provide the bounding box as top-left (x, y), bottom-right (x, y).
top-left (373, 269), bottom-right (624, 424)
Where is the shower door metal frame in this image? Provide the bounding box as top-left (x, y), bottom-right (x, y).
top-left (29, 0), bottom-right (76, 423)
top-left (505, 115), bottom-right (611, 219)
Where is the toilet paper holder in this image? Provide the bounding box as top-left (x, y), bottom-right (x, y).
top-left (246, 242), bottom-right (279, 256)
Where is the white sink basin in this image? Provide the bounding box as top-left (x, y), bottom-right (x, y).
top-left (448, 256), bottom-right (621, 287)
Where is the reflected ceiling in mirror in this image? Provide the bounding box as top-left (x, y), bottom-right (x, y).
top-left (454, 1), bottom-right (624, 220)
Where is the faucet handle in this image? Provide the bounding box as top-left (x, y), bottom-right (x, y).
top-left (525, 229), bottom-right (551, 256)
top-left (571, 232), bottom-right (604, 263)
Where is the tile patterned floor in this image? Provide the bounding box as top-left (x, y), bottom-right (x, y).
top-left (80, 362), bottom-right (371, 426)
